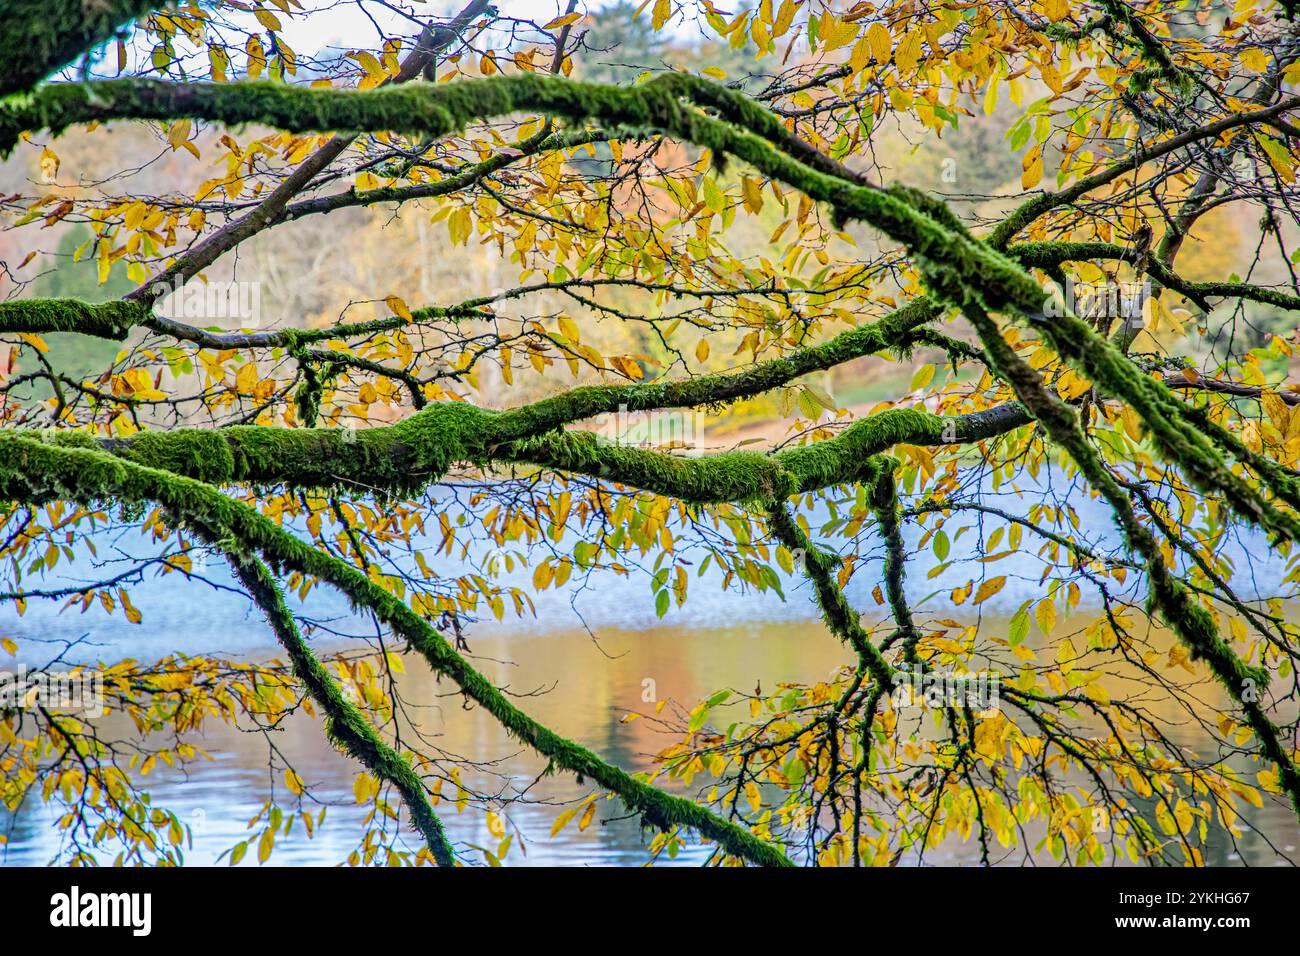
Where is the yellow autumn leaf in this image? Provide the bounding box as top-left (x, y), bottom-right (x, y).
top-left (1240, 48), bottom-right (1269, 72)
top-left (867, 22), bottom-right (891, 64)
top-left (167, 118), bottom-right (192, 151)
top-left (1021, 147), bottom-right (1044, 190)
top-left (1034, 599), bottom-right (1056, 634)
top-left (543, 12), bottom-right (582, 29)
top-left (39, 147), bottom-right (59, 181)
top-left (235, 362), bottom-right (259, 395)
top-left (820, 17), bottom-right (859, 52)
top-left (983, 80), bottom-right (998, 116)
top-left (973, 576), bottom-right (1007, 605)
top-left (550, 804), bottom-right (580, 836)
top-left (652, 0), bottom-right (671, 30)
top-left (894, 31), bottom-right (923, 73)
top-left (385, 295), bottom-right (413, 321)
top-left (258, 828), bottom-right (274, 863)
top-left (353, 773), bottom-right (372, 804)
top-left (118, 588), bottom-right (142, 624)
top-left (254, 8), bottom-right (282, 31)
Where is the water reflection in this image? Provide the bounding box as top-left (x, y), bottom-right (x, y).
top-left (5, 613), bottom-right (1297, 866)
top-left (2, 477), bottom-right (1297, 865)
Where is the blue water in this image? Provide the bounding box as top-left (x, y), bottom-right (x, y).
top-left (5, 470), bottom-right (1291, 666)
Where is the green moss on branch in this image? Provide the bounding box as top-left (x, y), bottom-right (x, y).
top-left (0, 432), bottom-right (795, 866)
top-left (960, 301), bottom-right (1300, 817)
top-left (0, 298), bottom-right (149, 340)
top-left (765, 482), bottom-right (897, 687)
top-left (226, 553), bottom-right (456, 865)
top-left (58, 299), bottom-right (1028, 499)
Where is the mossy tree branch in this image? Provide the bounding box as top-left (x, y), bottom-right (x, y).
top-left (59, 390), bottom-right (1027, 504)
top-left (5, 73), bottom-right (1296, 541)
top-left (0, 432), bottom-right (795, 867)
top-left (960, 300), bottom-right (1300, 817)
top-left (9, 296), bottom-right (1026, 500)
top-left (0, 297), bottom-right (149, 340)
top-left (764, 487), bottom-right (896, 689)
top-left (869, 468), bottom-right (920, 664)
top-left (223, 552), bottom-right (457, 866)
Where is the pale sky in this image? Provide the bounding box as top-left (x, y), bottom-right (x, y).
top-left (85, 0), bottom-right (708, 79)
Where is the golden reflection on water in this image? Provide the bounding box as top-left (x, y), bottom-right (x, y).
top-left (5, 609), bottom-right (1298, 866)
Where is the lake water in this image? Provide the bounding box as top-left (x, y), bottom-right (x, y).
top-left (2, 477), bottom-right (1297, 866)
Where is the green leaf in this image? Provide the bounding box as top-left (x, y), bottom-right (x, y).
top-left (1008, 609), bottom-right (1029, 646)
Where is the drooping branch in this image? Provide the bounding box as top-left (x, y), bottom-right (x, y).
top-left (960, 299), bottom-right (1300, 817)
top-left (764, 490), bottom-right (896, 688)
top-left (0, 433), bottom-right (795, 867)
top-left (224, 552), bottom-right (457, 866)
top-left (868, 468), bottom-right (920, 663)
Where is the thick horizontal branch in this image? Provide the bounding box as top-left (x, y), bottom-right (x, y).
top-left (497, 401), bottom-right (1027, 504)
top-left (0, 298), bottom-right (148, 340)
top-left (22, 299), bottom-right (1027, 499)
top-left (70, 397), bottom-right (1025, 503)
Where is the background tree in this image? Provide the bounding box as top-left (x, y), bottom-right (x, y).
top-left (2, 0), bottom-right (1300, 866)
